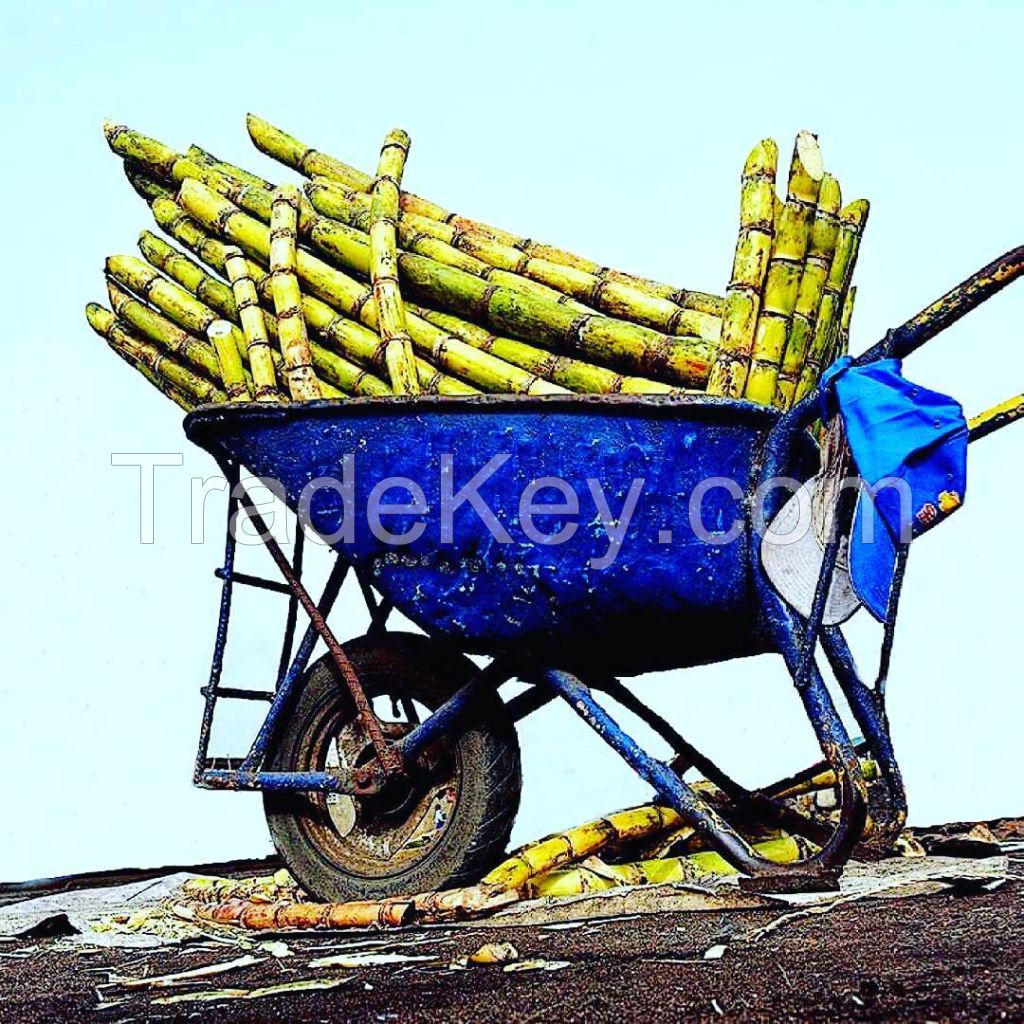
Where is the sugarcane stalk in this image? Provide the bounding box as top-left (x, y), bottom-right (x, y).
top-left (186, 143), bottom-right (275, 192)
top-left (123, 162), bottom-right (175, 204)
top-left (139, 224), bottom-right (381, 398)
top-left (85, 303), bottom-right (227, 405)
top-left (795, 199), bottom-right (870, 401)
top-left (105, 277), bottom-right (220, 380)
top-left (482, 804), bottom-right (684, 892)
top-left (207, 319), bottom-right (251, 401)
top-left (306, 178), bottom-right (721, 338)
top-left (269, 185), bottom-right (322, 401)
top-left (706, 140), bottom-right (779, 396)
top-left (834, 284), bottom-right (856, 362)
top-left (247, 114), bottom-right (724, 317)
top-left (368, 130), bottom-right (419, 394)
top-left (775, 174), bottom-right (843, 408)
top-left (177, 182), bottom-right (568, 394)
top-left (222, 245), bottom-right (280, 401)
top-left (145, 202), bottom-right (467, 397)
top-left (112, 247), bottom-right (346, 399)
top-left (188, 180), bottom-right (713, 387)
top-left (106, 340), bottom-right (195, 412)
top-left (105, 254), bottom-right (249, 364)
top-left (410, 305), bottom-right (679, 394)
top-left (744, 133), bottom-right (824, 404)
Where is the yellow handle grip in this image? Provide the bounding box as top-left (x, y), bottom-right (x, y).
top-left (968, 393), bottom-right (1024, 441)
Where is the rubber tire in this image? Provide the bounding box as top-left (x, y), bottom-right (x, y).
top-left (263, 632), bottom-right (521, 902)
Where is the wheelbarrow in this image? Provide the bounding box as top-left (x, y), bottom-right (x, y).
top-left (182, 246), bottom-right (1024, 901)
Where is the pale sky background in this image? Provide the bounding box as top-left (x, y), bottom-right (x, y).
top-left (1, 1), bottom-right (1022, 884)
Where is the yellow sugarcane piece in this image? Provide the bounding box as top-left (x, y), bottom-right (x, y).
top-left (269, 185), bottom-right (322, 401)
top-left (744, 133), bottom-right (825, 405)
top-left (795, 199), bottom-right (870, 401)
top-left (368, 130), bottom-right (419, 394)
top-left (85, 303), bottom-right (226, 406)
top-left (207, 320), bottom-right (251, 401)
top-left (707, 139), bottom-right (779, 396)
top-left (223, 245), bottom-right (280, 401)
top-left (248, 114), bottom-right (724, 318)
top-left (775, 173), bottom-right (843, 407)
top-left (482, 804), bottom-right (684, 892)
top-left (532, 835), bottom-right (811, 898)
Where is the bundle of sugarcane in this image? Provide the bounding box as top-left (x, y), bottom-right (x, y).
top-left (86, 116), bottom-right (869, 411)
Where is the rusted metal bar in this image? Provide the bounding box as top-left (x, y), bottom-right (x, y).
top-left (235, 489), bottom-right (403, 777)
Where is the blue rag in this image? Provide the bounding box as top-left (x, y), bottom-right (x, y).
top-left (820, 357), bottom-right (968, 621)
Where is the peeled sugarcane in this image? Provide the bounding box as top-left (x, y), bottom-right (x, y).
top-left (247, 113), bottom-right (723, 316)
top-left (774, 174), bottom-right (843, 407)
top-left (207, 319), bottom-right (251, 401)
top-left (411, 305), bottom-right (679, 395)
top-left (144, 199), bottom-right (476, 397)
top-left (744, 133), bottom-right (824, 404)
top-left (222, 245), bottom-right (280, 401)
top-left (368, 130), bottom-right (419, 394)
top-left (306, 177), bottom-right (721, 339)
top-left (794, 199), bottom-right (870, 402)
top-left (706, 140), bottom-right (779, 396)
top-left (138, 224), bottom-right (386, 399)
top-left (177, 182), bottom-right (569, 395)
top-left (269, 185), bottom-right (323, 401)
top-left (105, 277), bottom-right (221, 380)
top-left (85, 303), bottom-right (227, 406)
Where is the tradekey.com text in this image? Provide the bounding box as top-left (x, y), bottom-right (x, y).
top-left (112, 452), bottom-right (908, 570)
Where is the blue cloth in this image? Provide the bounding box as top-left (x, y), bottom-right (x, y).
top-left (820, 357), bottom-right (968, 621)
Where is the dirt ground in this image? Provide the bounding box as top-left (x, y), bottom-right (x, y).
top-left (1, 848), bottom-right (1022, 1024)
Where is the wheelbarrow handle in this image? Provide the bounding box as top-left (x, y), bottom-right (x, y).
top-left (855, 243), bottom-right (1024, 365)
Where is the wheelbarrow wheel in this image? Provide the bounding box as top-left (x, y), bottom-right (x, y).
top-left (263, 632), bottom-right (521, 903)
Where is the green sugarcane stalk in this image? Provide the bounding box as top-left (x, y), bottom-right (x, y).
top-left (246, 113), bottom-right (723, 317)
top-left (795, 199), bottom-right (869, 401)
top-left (706, 139), bottom-right (779, 396)
top-left (85, 303), bottom-right (227, 405)
top-left (410, 305), bottom-right (680, 395)
top-left (138, 223), bottom-right (383, 398)
top-left (223, 245), bottom-right (281, 401)
top-left (109, 128), bottom-right (711, 386)
top-left (123, 162), bottom-right (176, 204)
top-left (176, 182), bottom-right (568, 394)
top-left (269, 185), bottom-right (322, 401)
top-left (744, 133), bottom-right (824, 405)
top-left (306, 176), bottom-right (721, 338)
top-left (180, 180), bottom-right (712, 388)
top-left (208, 319), bottom-right (251, 401)
top-left (186, 143), bottom-right (276, 192)
top-left (774, 173), bottom-right (843, 408)
top-left (105, 277), bottom-right (221, 380)
top-left (142, 207), bottom-right (443, 397)
top-left (107, 339), bottom-right (195, 412)
top-left (369, 129), bottom-right (419, 394)
top-left (110, 249), bottom-right (346, 399)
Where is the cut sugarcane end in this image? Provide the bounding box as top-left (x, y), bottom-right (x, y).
top-left (795, 131), bottom-right (825, 182)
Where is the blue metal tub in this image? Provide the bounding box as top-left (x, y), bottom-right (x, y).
top-left (185, 394), bottom-right (816, 675)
